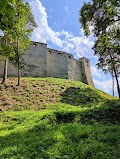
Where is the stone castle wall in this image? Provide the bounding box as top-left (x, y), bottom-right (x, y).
top-left (22, 42), bottom-right (47, 77)
top-left (47, 48), bottom-right (69, 79)
top-left (0, 41), bottom-right (94, 87)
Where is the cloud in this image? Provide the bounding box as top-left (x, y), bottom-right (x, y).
top-left (91, 67), bottom-right (102, 79)
top-left (65, 6), bottom-right (69, 15)
top-left (28, 0), bottom-right (118, 96)
top-left (93, 78), bottom-right (117, 95)
top-left (29, 0), bottom-right (63, 47)
top-left (0, 30), bottom-right (4, 36)
top-left (29, 0), bottom-right (95, 59)
top-left (91, 66), bottom-right (118, 96)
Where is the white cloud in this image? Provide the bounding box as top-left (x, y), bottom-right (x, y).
top-left (28, 0), bottom-right (119, 96)
top-left (93, 78), bottom-right (117, 95)
top-left (29, 0), bottom-right (95, 59)
top-left (91, 67), bottom-right (102, 79)
top-left (92, 67), bottom-right (118, 96)
top-left (29, 0), bottom-right (63, 47)
top-left (65, 6), bottom-right (69, 16)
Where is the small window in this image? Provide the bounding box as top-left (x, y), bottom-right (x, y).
top-left (33, 43), bottom-right (36, 47)
top-left (49, 50), bottom-right (52, 54)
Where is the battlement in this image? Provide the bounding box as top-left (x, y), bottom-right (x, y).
top-left (0, 41), bottom-right (94, 87)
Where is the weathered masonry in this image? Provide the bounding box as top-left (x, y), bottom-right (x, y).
top-left (0, 41), bottom-right (94, 87)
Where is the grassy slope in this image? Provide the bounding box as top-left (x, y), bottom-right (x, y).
top-left (0, 77), bottom-right (114, 111)
top-left (0, 77), bottom-right (120, 159)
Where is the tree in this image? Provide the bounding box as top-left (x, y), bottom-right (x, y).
top-left (79, 0), bottom-right (120, 98)
top-left (0, 0), bottom-right (16, 85)
top-left (0, 35), bottom-right (15, 85)
top-left (79, 0), bottom-right (120, 37)
top-left (0, 0), bottom-right (37, 86)
top-left (12, 1), bottom-right (37, 86)
top-left (93, 32), bottom-right (120, 97)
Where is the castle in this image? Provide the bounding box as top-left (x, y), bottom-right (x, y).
top-left (0, 41), bottom-right (94, 87)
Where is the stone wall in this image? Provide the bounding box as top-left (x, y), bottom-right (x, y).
top-left (0, 62), bottom-right (18, 77)
top-left (0, 42), bottom-right (47, 77)
top-left (22, 42), bottom-right (47, 77)
top-left (47, 48), bottom-right (69, 79)
top-left (80, 57), bottom-right (94, 87)
top-left (0, 41), bottom-right (94, 87)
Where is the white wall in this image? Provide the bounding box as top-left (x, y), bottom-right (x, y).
top-left (74, 60), bottom-right (82, 81)
top-left (47, 48), bottom-right (69, 79)
top-left (22, 42), bottom-right (47, 77)
top-left (0, 42), bottom-right (94, 87)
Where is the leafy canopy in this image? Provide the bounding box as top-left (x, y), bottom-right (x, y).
top-left (79, 0), bottom-right (120, 36)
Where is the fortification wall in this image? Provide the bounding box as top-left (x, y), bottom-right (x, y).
top-left (47, 48), bottom-right (69, 79)
top-left (80, 57), bottom-right (94, 87)
top-left (0, 62), bottom-right (18, 77)
top-left (67, 55), bottom-right (75, 80)
top-left (0, 42), bottom-right (47, 77)
top-left (67, 58), bottom-right (82, 81)
top-left (73, 60), bottom-right (82, 81)
top-left (0, 41), bottom-right (94, 87)
top-left (47, 49), bottom-right (82, 81)
top-left (22, 42), bottom-right (47, 77)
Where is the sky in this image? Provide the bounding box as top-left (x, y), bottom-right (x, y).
top-left (27, 0), bottom-right (119, 97)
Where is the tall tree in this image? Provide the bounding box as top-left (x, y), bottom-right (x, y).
top-left (93, 32), bottom-right (120, 97)
top-left (0, 35), bottom-right (15, 85)
top-left (79, 0), bottom-right (120, 98)
top-left (11, 1), bottom-right (37, 86)
top-left (0, 0), bottom-right (15, 85)
top-left (0, 0), bottom-right (37, 85)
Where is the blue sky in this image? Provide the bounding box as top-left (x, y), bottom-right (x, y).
top-left (27, 0), bottom-right (119, 97)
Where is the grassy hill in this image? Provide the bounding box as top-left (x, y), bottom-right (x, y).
top-left (0, 77), bottom-right (120, 159)
top-left (0, 77), bottom-right (115, 111)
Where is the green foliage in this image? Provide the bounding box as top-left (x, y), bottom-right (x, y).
top-left (0, 0), bottom-right (37, 85)
top-left (60, 87), bottom-right (104, 105)
top-left (0, 0), bottom-right (37, 34)
top-left (0, 0), bottom-right (14, 32)
top-left (0, 77), bottom-right (115, 111)
top-left (79, 0), bottom-right (120, 37)
top-left (93, 32), bottom-right (120, 75)
top-left (0, 35), bottom-right (15, 60)
top-left (0, 78), bottom-right (120, 158)
top-left (79, 0), bottom-right (120, 98)
top-left (0, 99), bottom-right (120, 158)
top-left (0, 43), bottom-right (15, 60)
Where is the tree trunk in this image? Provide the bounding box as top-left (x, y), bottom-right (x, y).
top-left (109, 51), bottom-right (120, 98)
top-left (113, 70), bottom-right (120, 98)
top-left (1, 59), bottom-right (8, 85)
top-left (17, 38), bottom-right (20, 86)
top-left (17, 55), bottom-right (20, 86)
top-left (112, 72), bottom-right (114, 97)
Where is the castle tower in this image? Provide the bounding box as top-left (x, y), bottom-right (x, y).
top-left (79, 57), bottom-right (94, 87)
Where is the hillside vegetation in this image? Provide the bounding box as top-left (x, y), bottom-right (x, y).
top-left (0, 77), bottom-right (120, 159)
top-left (0, 77), bottom-right (115, 111)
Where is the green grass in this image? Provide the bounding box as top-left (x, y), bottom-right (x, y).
top-left (0, 77), bottom-right (115, 111)
top-left (0, 77), bottom-right (120, 158)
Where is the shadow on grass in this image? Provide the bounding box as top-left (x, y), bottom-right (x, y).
top-left (56, 99), bottom-right (120, 124)
top-left (0, 100), bottom-right (120, 159)
top-left (60, 87), bottom-right (105, 106)
top-left (0, 116), bottom-right (120, 159)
